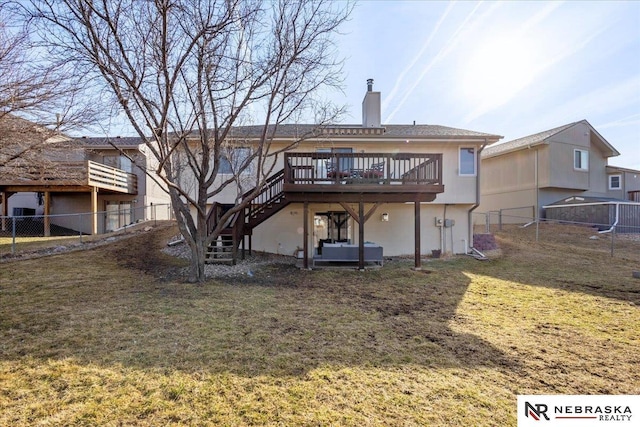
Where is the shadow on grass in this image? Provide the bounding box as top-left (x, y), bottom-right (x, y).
top-left (0, 242), bottom-right (517, 377)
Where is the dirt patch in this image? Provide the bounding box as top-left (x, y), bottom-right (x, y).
top-left (103, 224), bottom-right (188, 281)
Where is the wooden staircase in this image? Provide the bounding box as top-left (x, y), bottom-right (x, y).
top-left (205, 170), bottom-right (289, 264)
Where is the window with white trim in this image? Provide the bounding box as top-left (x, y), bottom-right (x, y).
top-left (609, 174), bottom-right (621, 190)
top-left (459, 147), bottom-right (476, 176)
top-left (219, 147), bottom-right (252, 175)
top-left (574, 149), bottom-right (589, 171)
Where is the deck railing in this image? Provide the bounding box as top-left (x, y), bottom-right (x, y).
top-left (284, 152), bottom-right (442, 185)
top-left (629, 190), bottom-right (640, 202)
top-left (87, 160), bottom-right (138, 194)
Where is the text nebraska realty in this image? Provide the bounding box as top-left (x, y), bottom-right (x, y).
top-left (526, 402), bottom-right (632, 421)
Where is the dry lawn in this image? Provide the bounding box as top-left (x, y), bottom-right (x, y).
top-left (1, 223), bottom-right (638, 426)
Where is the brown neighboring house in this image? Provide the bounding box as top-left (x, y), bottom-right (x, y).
top-left (0, 115), bottom-right (170, 235)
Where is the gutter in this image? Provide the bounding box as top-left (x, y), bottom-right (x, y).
top-left (467, 139), bottom-right (487, 253)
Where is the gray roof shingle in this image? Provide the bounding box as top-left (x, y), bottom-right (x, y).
top-left (76, 123), bottom-right (501, 145)
top-left (75, 136), bottom-right (144, 148)
top-left (227, 123), bottom-right (501, 139)
top-left (482, 122), bottom-right (579, 158)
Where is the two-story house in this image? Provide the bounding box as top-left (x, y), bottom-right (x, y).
top-left (202, 81), bottom-right (502, 268)
top-left (0, 116), bottom-right (171, 235)
top-left (480, 120), bottom-right (640, 227)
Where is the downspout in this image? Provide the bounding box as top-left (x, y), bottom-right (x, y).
top-left (467, 139), bottom-right (487, 253)
top-left (442, 204), bottom-right (447, 254)
top-left (599, 202), bottom-right (620, 234)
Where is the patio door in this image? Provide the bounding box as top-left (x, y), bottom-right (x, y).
top-left (317, 147), bottom-right (353, 179)
top-left (105, 201), bottom-right (132, 232)
top-left (314, 211), bottom-right (351, 248)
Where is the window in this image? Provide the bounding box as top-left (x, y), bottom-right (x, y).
top-left (574, 149), bottom-right (589, 171)
top-left (102, 155), bottom-right (133, 173)
top-left (103, 154), bottom-right (133, 173)
top-left (459, 147), bottom-right (476, 176)
top-left (609, 174), bottom-right (621, 190)
top-left (219, 147), bottom-right (252, 174)
top-left (105, 201), bottom-right (132, 232)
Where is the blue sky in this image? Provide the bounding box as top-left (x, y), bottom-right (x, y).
top-left (330, 0), bottom-right (640, 169)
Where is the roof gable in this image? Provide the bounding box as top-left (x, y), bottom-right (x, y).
top-left (482, 120), bottom-right (620, 159)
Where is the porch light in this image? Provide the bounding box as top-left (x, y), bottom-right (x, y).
top-left (381, 213), bottom-right (389, 222)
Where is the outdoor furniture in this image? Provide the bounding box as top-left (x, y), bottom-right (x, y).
top-left (361, 161), bottom-right (385, 179)
top-left (325, 160), bottom-right (350, 179)
top-left (313, 243), bottom-right (383, 267)
top-left (344, 161), bottom-right (385, 183)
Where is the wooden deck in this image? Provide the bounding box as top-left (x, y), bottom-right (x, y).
top-left (0, 160), bottom-right (137, 195)
top-left (283, 152), bottom-right (443, 202)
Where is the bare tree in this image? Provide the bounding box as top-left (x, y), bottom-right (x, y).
top-left (0, 114), bottom-right (86, 184)
top-left (0, 1), bottom-right (101, 175)
top-left (29, 0), bottom-right (351, 282)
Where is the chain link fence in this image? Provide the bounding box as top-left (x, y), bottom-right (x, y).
top-left (472, 210), bottom-right (640, 262)
top-left (0, 204), bottom-right (172, 258)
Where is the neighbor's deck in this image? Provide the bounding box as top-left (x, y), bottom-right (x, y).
top-left (0, 160), bottom-right (138, 195)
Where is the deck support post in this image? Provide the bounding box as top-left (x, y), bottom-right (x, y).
top-left (1, 191), bottom-right (8, 231)
top-left (43, 191), bottom-right (51, 237)
top-left (414, 201), bottom-right (421, 270)
top-left (303, 201), bottom-right (309, 269)
top-left (91, 187), bottom-right (98, 235)
top-left (358, 201), bottom-right (365, 270)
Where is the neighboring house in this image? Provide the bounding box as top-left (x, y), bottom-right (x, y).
top-left (480, 120), bottom-right (640, 225)
top-left (605, 165), bottom-right (640, 202)
top-left (202, 81), bottom-right (502, 268)
top-left (0, 116), bottom-right (171, 235)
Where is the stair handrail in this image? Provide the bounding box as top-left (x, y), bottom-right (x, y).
top-left (207, 169), bottom-right (286, 236)
top-left (244, 169), bottom-right (286, 219)
top-left (206, 201), bottom-right (221, 235)
top-left (400, 155), bottom-right (442, 184)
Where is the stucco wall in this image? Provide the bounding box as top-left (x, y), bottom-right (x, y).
top-left (249, 202), bottom-right (473, 257)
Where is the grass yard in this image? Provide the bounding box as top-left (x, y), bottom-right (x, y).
top-left (1, 224), bottom-right (638, 426)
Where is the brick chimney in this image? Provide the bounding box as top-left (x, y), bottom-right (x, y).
top-left (362, 78), bottom-right (381, 127)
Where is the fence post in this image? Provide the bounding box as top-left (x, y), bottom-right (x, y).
top-left (610, 225), bottom-right (615, 257)
top-left (79, 214), bottom-right (83, 243)
top-left (11, 216), bottom-right (16, 255)
top-left (498, 209), bottom-right (503, 231)
top-left (485, 212), bottom-right (490, 233)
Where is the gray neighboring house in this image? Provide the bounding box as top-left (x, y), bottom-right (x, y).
top-left (480, 120), bottom-right (640, 227)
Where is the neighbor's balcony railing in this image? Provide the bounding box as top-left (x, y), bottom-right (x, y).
top-left (284, 152), bottom-right (442, 186)
top-left (629, 190), bottom-right (640, 202)
top-left (87, 160), bottom-right (138, 194)
top-left (1, 160), bottom-right (137, 194)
